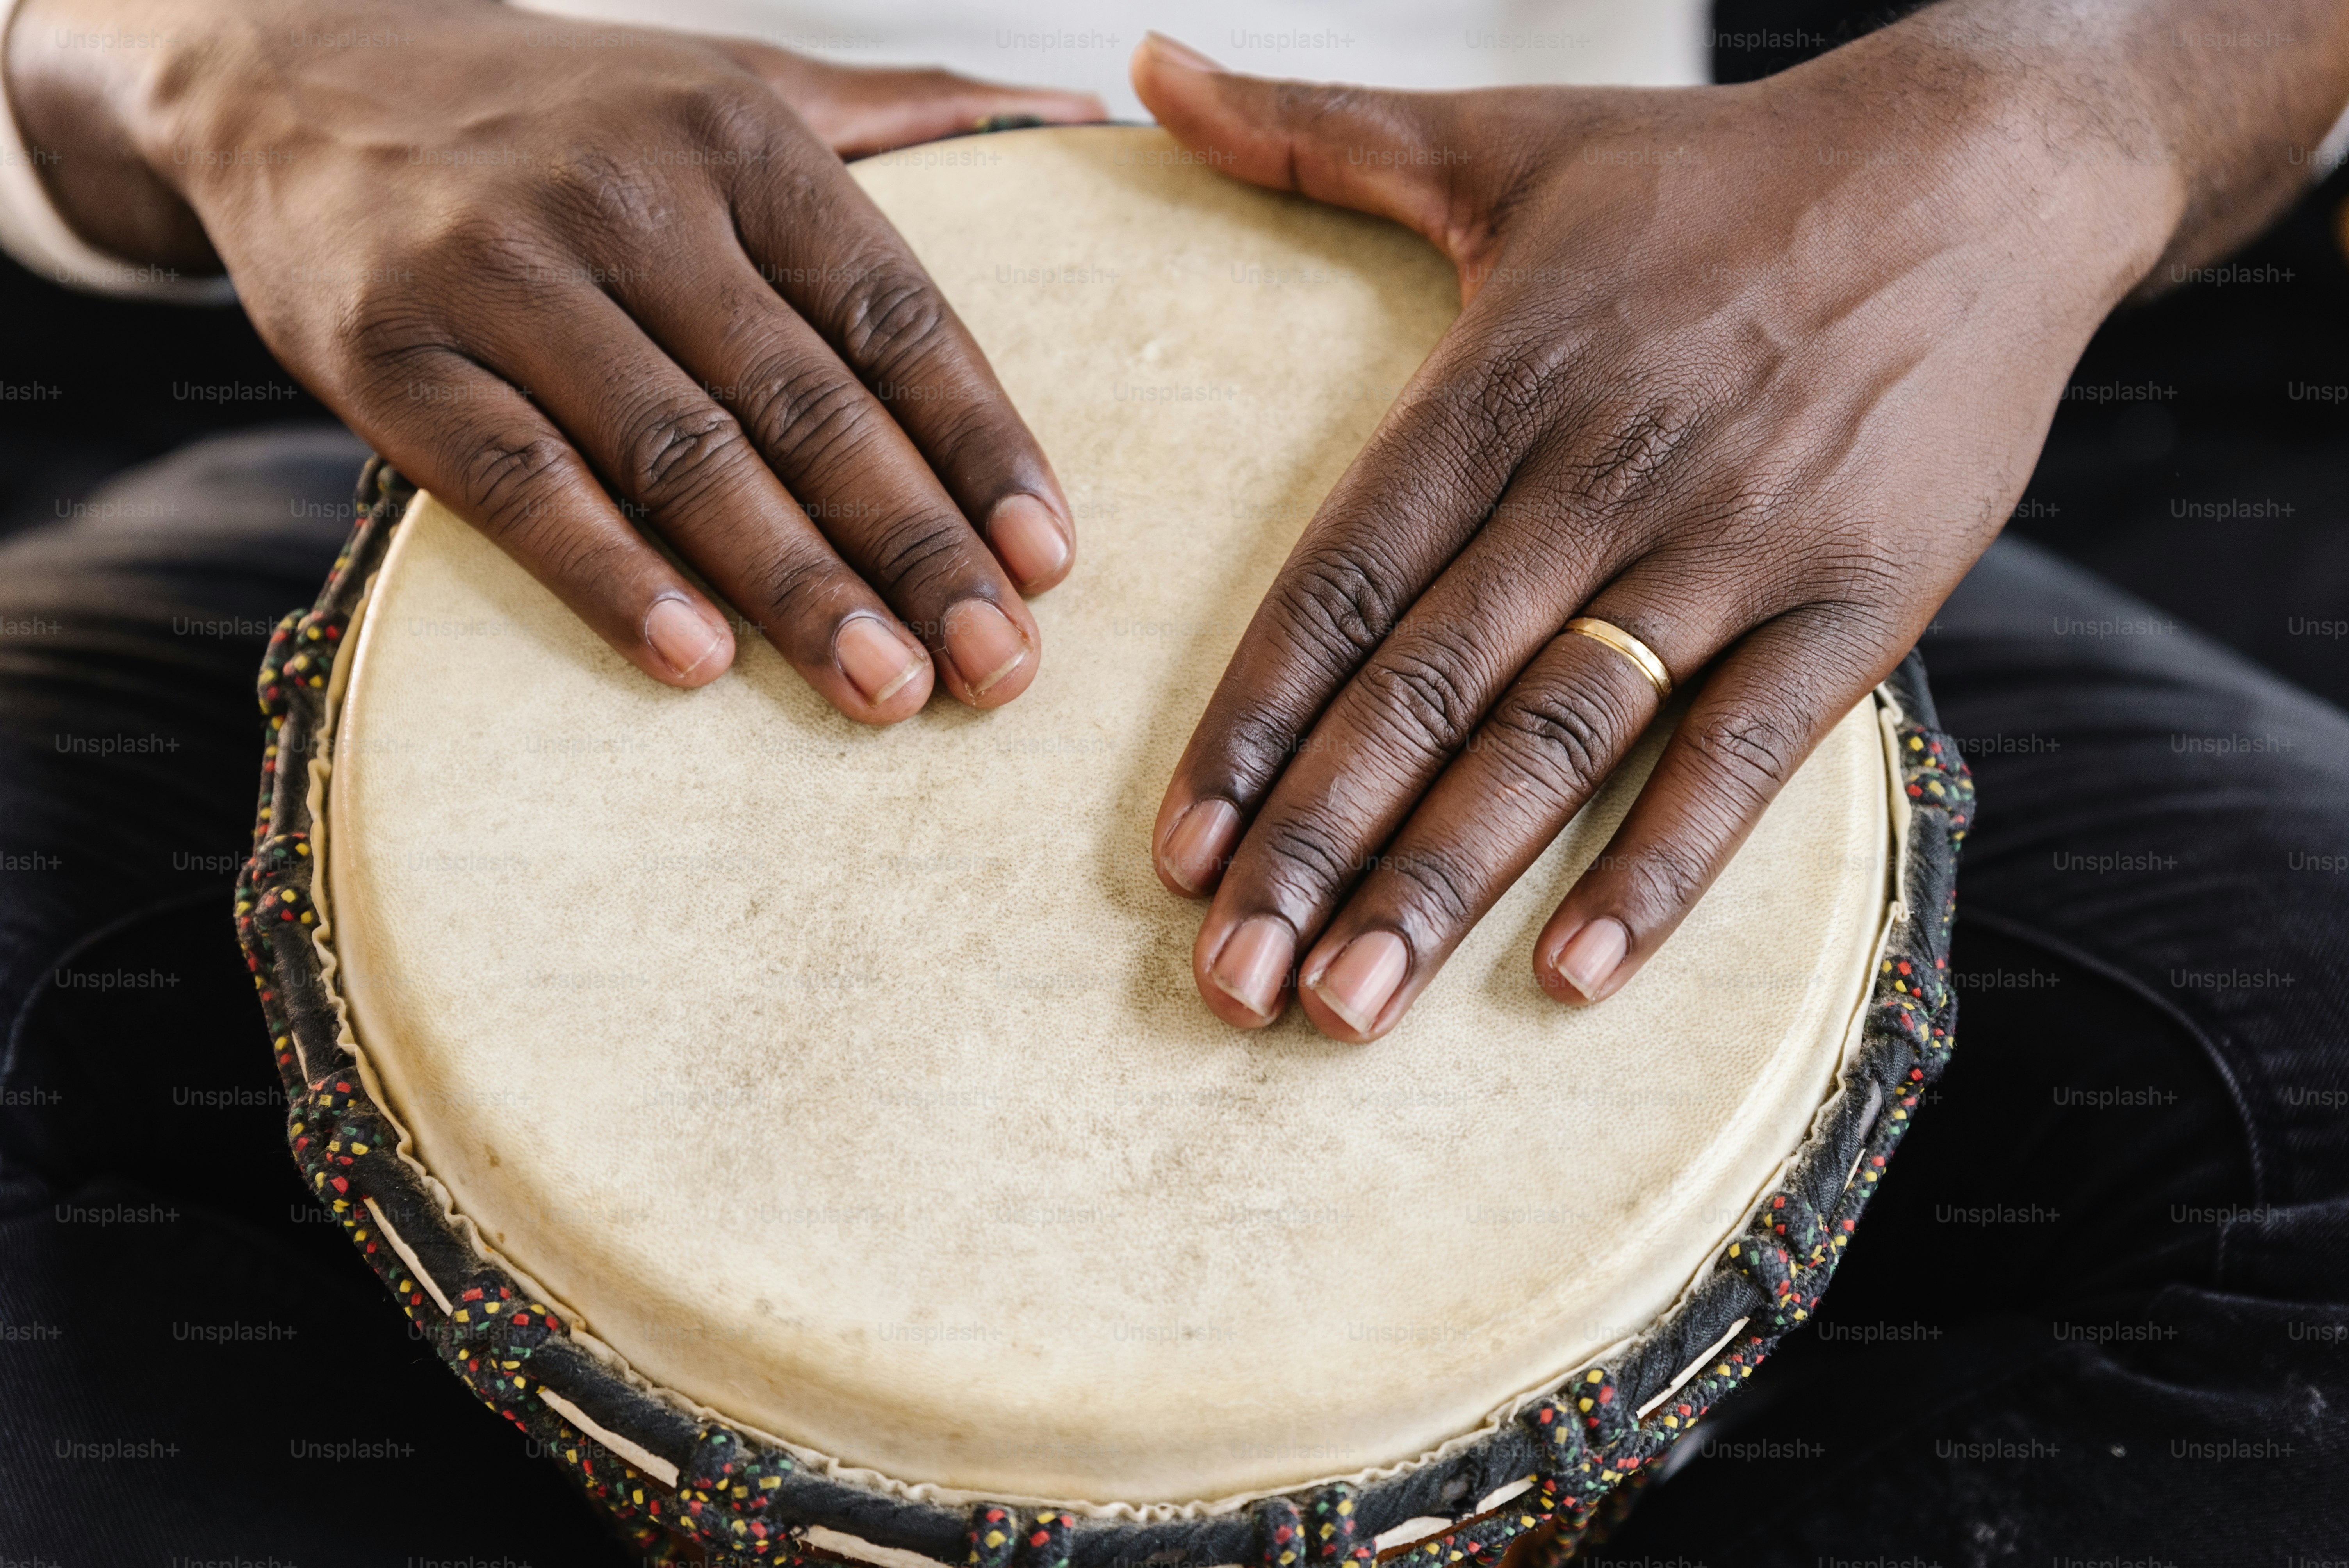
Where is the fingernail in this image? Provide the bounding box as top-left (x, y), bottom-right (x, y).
top-left (1308, 931), bottom-right (1409, 1035)
top-left (645, 595), bottom-right (722, 679)
top-left (942, 598), bottom-right (1030, 698)
top-left (1160, 799), bottom-right (1239, 894)
top-left (988, 494), bottom-right (1070, 588)
top-left (836, 615), bottom-right (927, 705)
top-left (1147, 32), bottom-right (1223, 71)
top-left (1210, 916), bottom-right (1292, 1021)
top-left (1553, 917), bottom-right (1629, 1000)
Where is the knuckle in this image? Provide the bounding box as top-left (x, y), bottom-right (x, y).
top-left (1379, 842), bottom-right (1480, 933)
top-left (342, 286), bottom-right (447, 371)
top-left (614, 398), bottom-right (753, 507)
top-left (1481, 675), bottom-right (1633, 808)
top-left (421, 211), bottom-right (558, 294)
top-left (345, 337), bottom-right (462, 415)
top-left (1357, 632), bottom-right (1491, 759)
top-left (1683, 705), bottom-right (1803, 814)
top-left (1559, 391), bottom-right (1706, 514)
top-left (732, 360), bottom-right (875, 473)
top-left (458, 431), bottom-right (578, 542)
top-left (665, 77), bottom-right (777, 152)
top-left (1206, 707), bottom-right (1310, 802)
top-left (1457, 327), bottom-right (1581, 453)
top-left (833, 254), bottom-right (956, 386)
top-left (534, 529), bottom-right (642, 599)
top-left (1270, 80), bottom-right (1363, 130)
top-left (861, 513), bottom-right (981, 607)
top-left (1616, 834), bottom-right (1713, 918)
top-left (540, 138), bottom-right (670, 234)
top-left (749, 542), bottom-right (855, 631)
top-left (1251, 805), bottom-right (1362, 908)
top-left (1271, 540), bottom-right (1408, 684)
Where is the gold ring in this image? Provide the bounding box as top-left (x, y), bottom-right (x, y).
top-left (1564, 617), bottom-right (1673, 698)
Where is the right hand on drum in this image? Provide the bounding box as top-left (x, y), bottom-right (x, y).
top-left (1131, 9), bottom-right (2349, 1041)
top-left (6, 0), bottom-right (1098, 716)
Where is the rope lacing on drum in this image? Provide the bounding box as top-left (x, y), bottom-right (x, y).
top-left (968, 1505), bottom-right (1075, 1568)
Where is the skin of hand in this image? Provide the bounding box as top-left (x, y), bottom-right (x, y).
top-left (5, 0), bottom-right (1107, 713)
top-left (1132, 3), bottom-right (2349, 1041)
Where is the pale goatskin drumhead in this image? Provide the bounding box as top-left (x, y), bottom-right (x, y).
top-left (318, 127), bottom-right (1899, 1515)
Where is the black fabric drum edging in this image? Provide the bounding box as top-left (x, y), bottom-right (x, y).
top-left (231, 461), bottom-right (1973, 1568)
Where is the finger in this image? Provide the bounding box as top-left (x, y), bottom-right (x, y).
top-left (1533, 611), bottom-right (1886, 1009)
top-left (734, 138), bottom-right (1079, 609)
top-left (1179, 471), bottom-right (1643, 1025)
top-left (1150, 288), bottom-right (1571, 901)
top-left (622, 233), bottom-right (1044, 707)
top-left (458, 286), bottom-right (944, 724)
top-left (1128, 34), bottom-right (1481, 257)
top-left (342, 347), bottom-right (737, 690)
top-left (1288, 628), bottom-right (1665, 1041)
top-left (1191, 562), bottom-right (1709, 1033)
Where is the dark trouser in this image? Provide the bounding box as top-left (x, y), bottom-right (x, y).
top-left (1, 431), bottom-right (2345, 1563)
top-left (1606, 543), bottom-right (2349, 1563)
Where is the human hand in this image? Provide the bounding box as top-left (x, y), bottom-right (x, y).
top-left (7, 0), bottom-right (1105, 713)
top-left (1131, 25), bottom-right (2182, 1039)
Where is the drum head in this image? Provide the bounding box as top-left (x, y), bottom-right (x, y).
top-left (317, 127), bottom-right (1901, 1512)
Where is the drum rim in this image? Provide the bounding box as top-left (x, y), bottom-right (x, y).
top-left (240, 461), bottom-right (1968, 1564)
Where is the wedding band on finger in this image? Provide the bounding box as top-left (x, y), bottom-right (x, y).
top-left (1563, 616), bottom-right (1673, 698)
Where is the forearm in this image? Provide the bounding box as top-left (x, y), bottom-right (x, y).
top-left (1852, 0), bottom-right (2349, 293)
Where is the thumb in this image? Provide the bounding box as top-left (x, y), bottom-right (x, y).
top-left (722, 46), bottom-right (1108, 157)
top-left (1130, 33), bottom-right (1475, 261)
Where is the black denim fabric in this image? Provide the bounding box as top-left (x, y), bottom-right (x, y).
top-left (1604, 540), bottom-right (2349, 1564)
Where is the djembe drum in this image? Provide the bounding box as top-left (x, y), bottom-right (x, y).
top-left (238, 126), bottom-right (1970, 1565)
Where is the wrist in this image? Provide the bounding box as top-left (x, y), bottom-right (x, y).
top-left (1783, 2), bottom-right (2188, 324)
top-left (6, 0), bottom-right (229, 266)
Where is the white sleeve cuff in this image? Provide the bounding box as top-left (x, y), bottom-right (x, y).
top-left (2317, 94), bottom-right (2349, 179)
top-left (0, 0), bottom-right (234, 301)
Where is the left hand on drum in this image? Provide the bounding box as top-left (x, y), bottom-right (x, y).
top-left (5, 0), bottom-right (1103, 718)
top-left (1129, 22), bottom-right (2178, 1040)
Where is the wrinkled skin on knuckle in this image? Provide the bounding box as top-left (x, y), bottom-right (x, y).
top-left (734, 361), bottom-right (874, 473)
top-left (1192, 706), bottom-right (1312, 807)
top-left (1268, 80), bottom-right (1376, 144)
top-left (1378, 839), bottom-right (1483, 938)
top-left (1465, 325), bottom-right (1585, 453)
top-left (1563, 393), bottom-right (1711, 516)
top-left (1806, 534), bottom-right (1918, 619)
top-left (410, 208), bottom-right (566, 307)
top-left (1357, 644), bottom-right (1486, 762)
top-left (863, 511), bottom-right (984, 607)
top-left (1681, 703), bottom-right (1806, 819)
top-left (538, 529), bottom-right (644, 599)
top-left (1614, 832), bottom-right (1715, 928)
top-left (665, 73), bottom-right (789, 161)
top-left (612, 396), bottom-right (754, 509)
top-left (530, 113), bottom-right (699, 240)
top-left (746, 546), bottom-right (863, 657)
top-left (1482, 677), bottom-right (1630, 811)
top-left (341, 324), bottom-right (461, 415)
top-left (457, 431), bottom-right (581, 547)
top-left (1250, 804), bottom-right (1368, 913)
top-left (1271, 540), bottom-right (1410, 686)
top-left (833, 255), bottom-right (955, 385)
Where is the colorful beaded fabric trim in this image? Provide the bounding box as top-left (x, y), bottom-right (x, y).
top-left (238, 461), bottom-right (1973, 1567)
